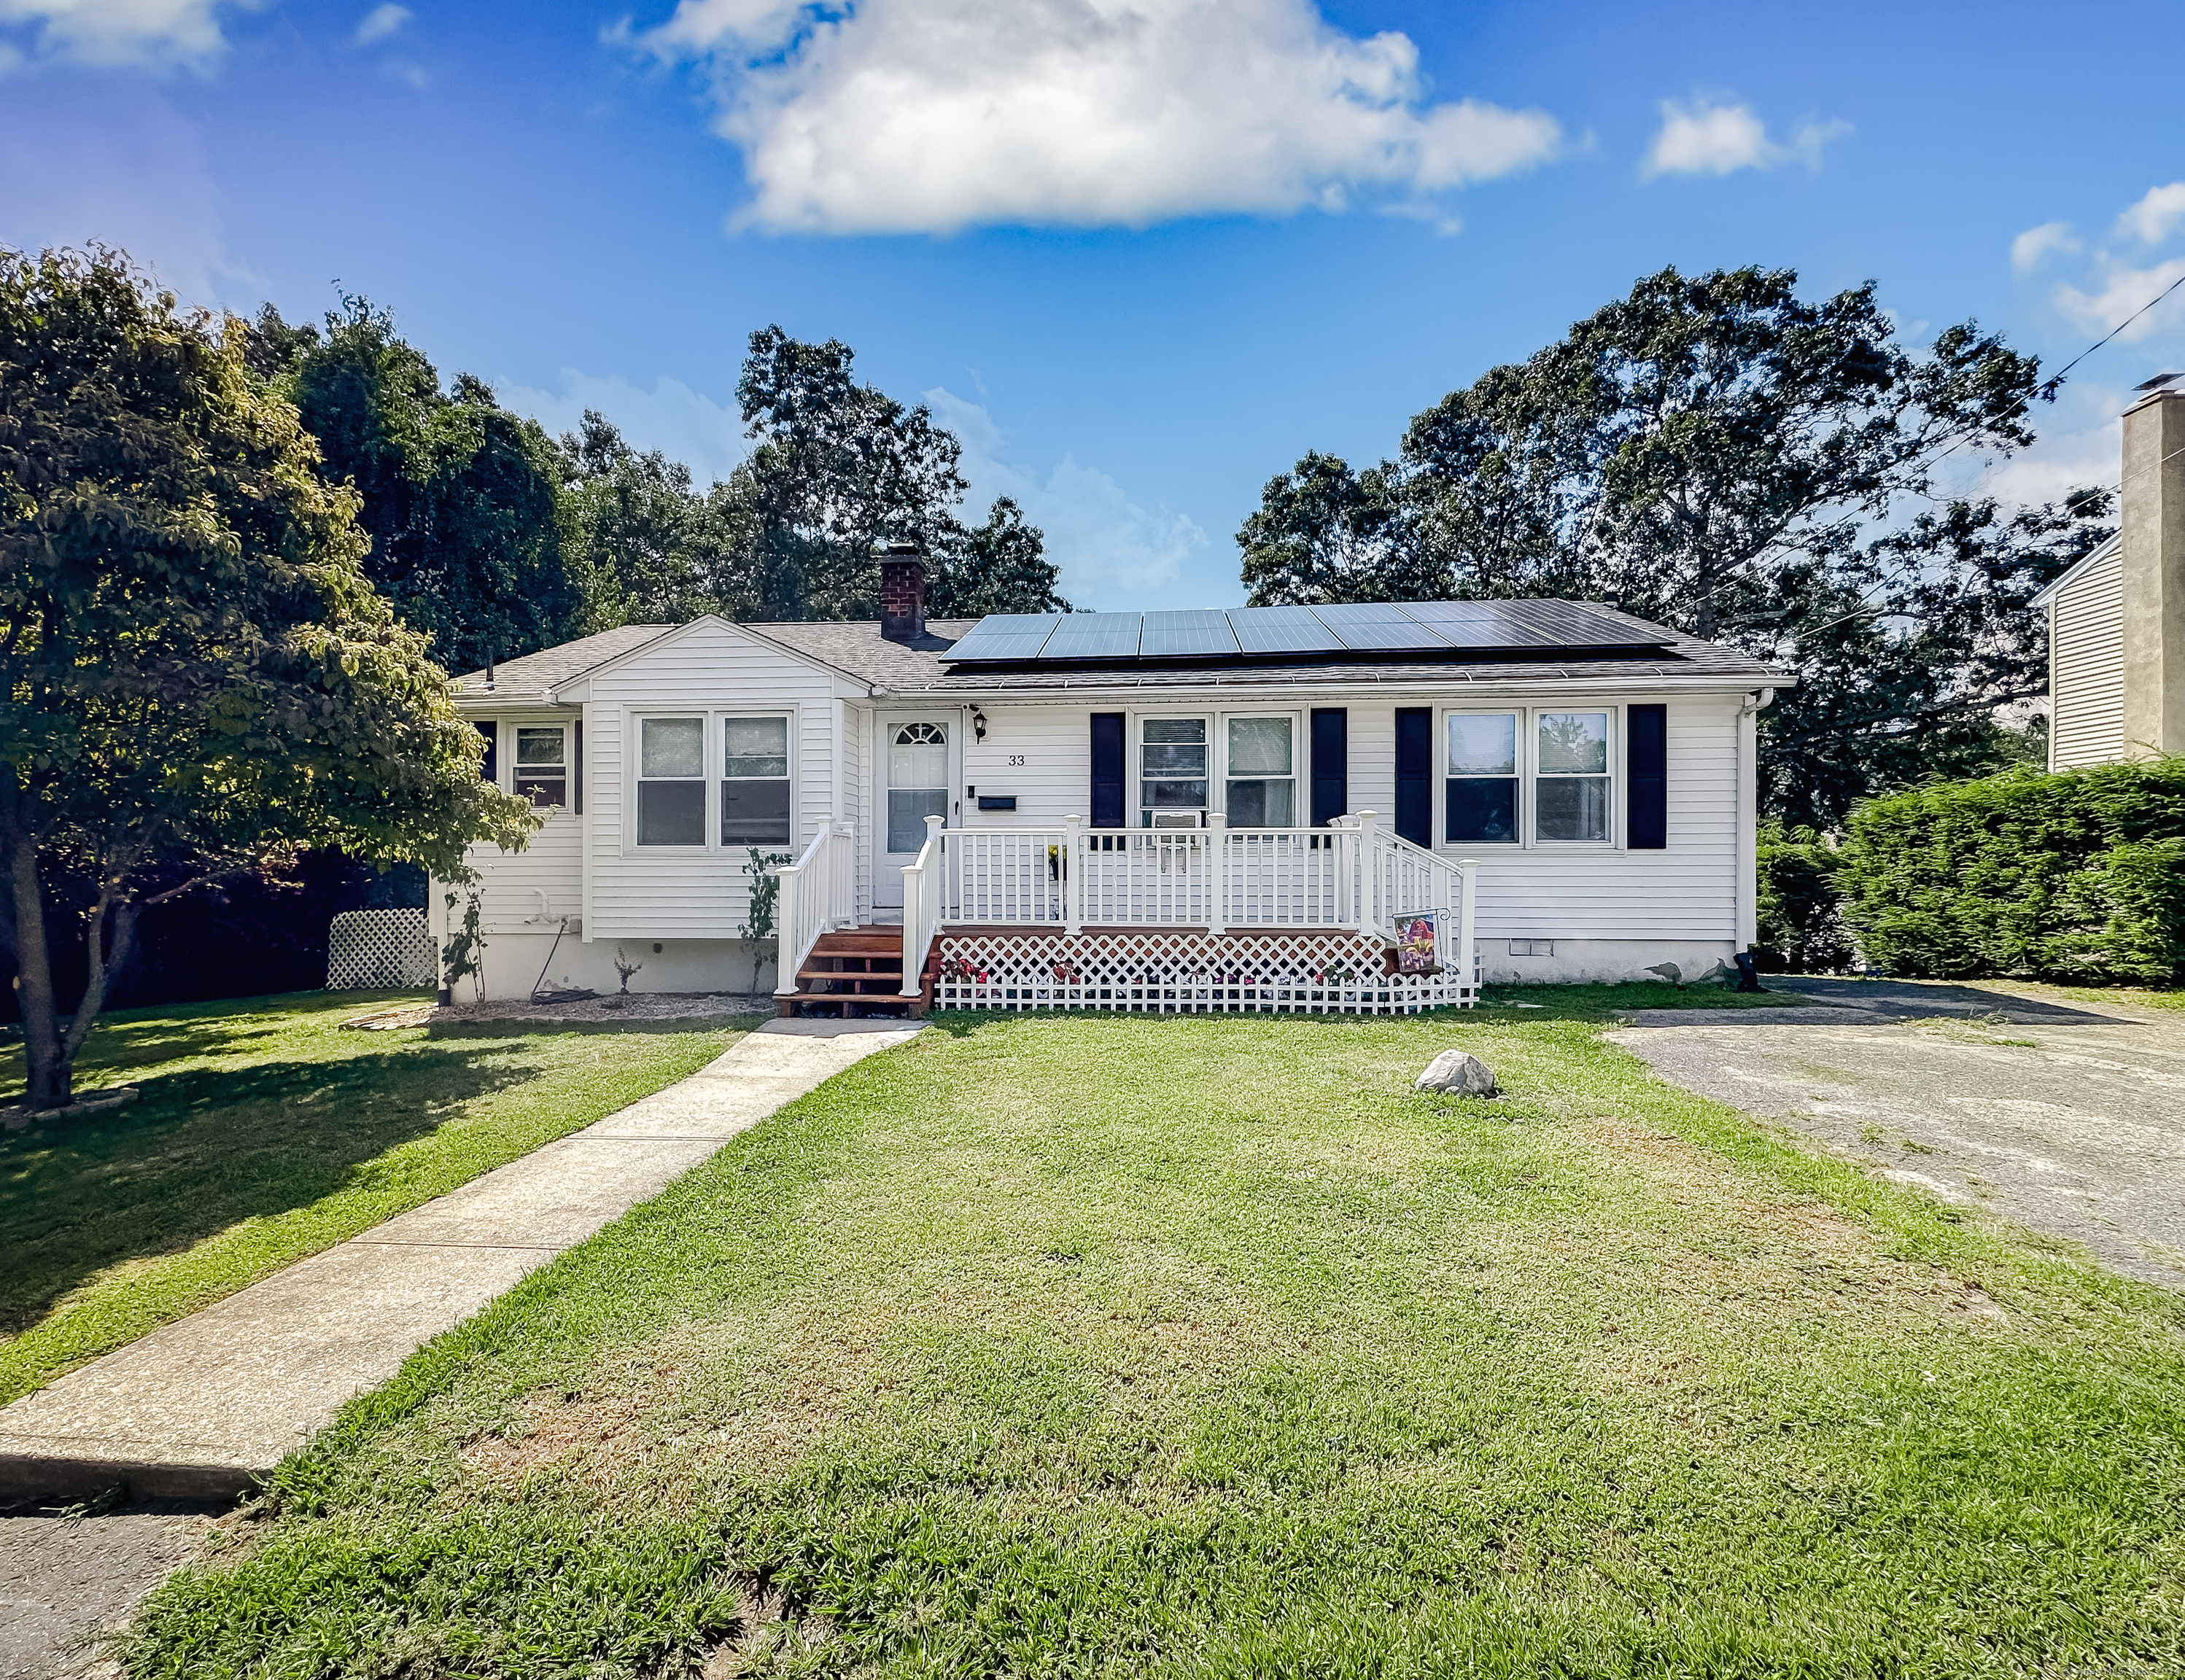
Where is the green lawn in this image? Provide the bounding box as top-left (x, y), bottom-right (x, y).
top-left (129, 1008), bottom-right (2184, 1679)
top-left (1, 992), bottom-right (758, 1404)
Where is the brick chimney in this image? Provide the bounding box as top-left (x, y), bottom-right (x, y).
top-left (2122, 387), bottom-right (2185, 758)
top-left (878, 542), bottom-right (928, 643)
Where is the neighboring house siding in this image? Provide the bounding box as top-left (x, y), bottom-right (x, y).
top-left (581, 622), bottom-right (841, 941)
top-left (2049, 548), bottom-right (2126, 769)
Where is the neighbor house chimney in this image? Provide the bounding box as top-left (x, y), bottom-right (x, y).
top-left (878, 542), bottom-right (928, 643)
top-left (2121, 386), bottom-right (2185, 758)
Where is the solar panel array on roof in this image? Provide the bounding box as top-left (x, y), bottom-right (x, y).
top-left (1140, 610), bottom-right (1241, 658)
top-left (939, 599), bottom-right (1669, 664)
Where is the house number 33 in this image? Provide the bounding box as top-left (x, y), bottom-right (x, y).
top-left (1006, 755), bottom-right (1026, 766)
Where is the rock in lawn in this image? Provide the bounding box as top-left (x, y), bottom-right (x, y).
top-left (1416, 1050), bottom-right (1497, 1096)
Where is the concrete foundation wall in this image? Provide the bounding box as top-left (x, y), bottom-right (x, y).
top-left (1478, 938), bottom-right (1738, 986)
top-left (463, 932), bottom-right (777, 1003)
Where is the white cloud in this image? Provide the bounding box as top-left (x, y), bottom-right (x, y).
top-left (0, 0), bottom-right (254, 71)
top-left (2010, 220), bottom-right (2078, 274)
top-left (494, 369), bottom-right (750, 487)
top-left (353, 1), bottom-right (406, 46)
top-left (2055, 255), bottom-right (2185, 343)
top-left (1639, 98), bottom-right (1847, 179)
top-left (631, 0), bottom-right (1562, 235)
top-left (2116, 182), bottom-right (2185, 246)
top-left (926, 386), bottom-right (1204, 596)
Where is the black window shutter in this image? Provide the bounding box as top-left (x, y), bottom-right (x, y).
top-left (1310, 708), bottom-right (1348, 826)
top-left (572, 720), bottom-right (583, 815)
top-left (1394, 707), bottom-right (1432, 847)
top-left (1090, 712), bottom-right (1125, 828)
top-left (1628, 704), bottom-right (1667, 849)
top-left (476, 720), bottom-right (497, 784)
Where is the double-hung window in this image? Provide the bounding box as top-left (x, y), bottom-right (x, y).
top-left (1535, 712), bottom-right (1611, 842)
top-left (1225, 716), bottom-right (1295, 827)
top-left (721, 716), bottom-right (792, 845)
top-left (514, 726), bottom-right (567, 810)
top-left (637, 717), bottom-right (706, 846)
top-left (1140, 718), bottom-right (1208, 825)
top-left (1445, 714), bottom-right (1519, 844)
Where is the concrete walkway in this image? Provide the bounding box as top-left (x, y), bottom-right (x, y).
top-left (1609, 979), bottom-right (2185, 1288)
top-left (0, 1019), bottom-right (920, 1504)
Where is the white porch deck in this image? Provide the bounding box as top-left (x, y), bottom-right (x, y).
top-left (775, 814), bottom-right (1480, 1015)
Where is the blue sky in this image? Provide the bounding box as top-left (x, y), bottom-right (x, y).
top-left (5, 0), bottom-right (2183, 608)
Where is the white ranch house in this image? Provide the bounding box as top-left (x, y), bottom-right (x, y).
top-left (435, 553), bottom-right (1785, 1015)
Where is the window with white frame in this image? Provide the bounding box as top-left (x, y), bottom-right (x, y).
top-left (1445, 713), bottom-right (1519, 844)
top-left (1535, 711), bottom-right (1611, 842)
top-left (637, 716), bottom-right (705, 846)
top-left (1225, 715), bottom-right (1295, 827)
top-left (1139, 718), bottom-right (1207, 825)
top-left (721, 716), bottom-right (792, 845)
top-left (513, 726), bottom-right (567, 810)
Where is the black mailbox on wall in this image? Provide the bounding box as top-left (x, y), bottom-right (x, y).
top-left (977, 795), bottom-right (1018, 812)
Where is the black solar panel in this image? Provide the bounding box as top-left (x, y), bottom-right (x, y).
top-left (1229, 605), bottom-right (1335, 655)
top-left (1039, 612), bottom-right (1142, 661)
top-left (1399, 600), bottom-right (1558, 648)
top-left (942, 614), bottom-right (1060, 661)
top-left (940, 599), bottom-right (1671, 663)
top-left (1141, 610), bottom-right (1241, 658)
top-left (1308, 602), bottom-right (1457, 651)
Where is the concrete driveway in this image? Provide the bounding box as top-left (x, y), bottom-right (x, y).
top-left (1607, 978), bottom-right (2185, 1289)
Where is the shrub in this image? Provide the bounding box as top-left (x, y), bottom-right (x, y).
top-left (1836, 760), bottom-right (2185, 984)
top-left (1754, 825), bottom-right (1854, 972)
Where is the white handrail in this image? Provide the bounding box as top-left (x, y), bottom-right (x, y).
top-left (772, 817), bottom-right (841, 999)
top-left (900, 813), bottom-right (945, 998)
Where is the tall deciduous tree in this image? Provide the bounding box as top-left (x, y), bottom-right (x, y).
top-left (930, 495), bottom-right (1069, 617)
top-left (1, 248), bottom-right (535, 1109)
top-left (1236, 265), bottom-right (2111, 827)
top-left (735, 325), bottom-right (971, 618)
top-left (554, 411), bottom-right (754, 628)
top-left (270, 300), bottom-right (583, 671)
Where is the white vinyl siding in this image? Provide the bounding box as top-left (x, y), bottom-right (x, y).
top-left (581, 621), bottom-right (841, 940)
top-left (2049, 548), bottom-right (2126, 769)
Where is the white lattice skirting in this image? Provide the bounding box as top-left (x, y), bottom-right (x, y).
top-left (327, 909), bottom-right (436, 991)
top-left (935, 930), bottom-right (1477, 1014)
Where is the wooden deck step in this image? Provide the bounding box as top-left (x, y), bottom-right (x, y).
top-left (777, 926), bottom-right (939, 1019)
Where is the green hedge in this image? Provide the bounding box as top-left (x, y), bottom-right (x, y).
top-left (1836, 760), bottom-right (2185, 984)
top-left (1755, 825), bottom-right (1854, 973)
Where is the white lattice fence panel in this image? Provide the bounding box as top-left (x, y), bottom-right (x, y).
top-left (935, 930), bottom-right (1476, 1015)
top-left (327, 909), bottom-right (436, 991)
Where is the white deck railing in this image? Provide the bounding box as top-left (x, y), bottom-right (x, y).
top-left (772, 817), bottom-right (855, 1000)
top-left (899, 814), bottom-right (947, 998)
top-left (915, 811), bottom-right (1475, 975)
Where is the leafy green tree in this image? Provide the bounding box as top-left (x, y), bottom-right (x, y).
top-left (930, 496), bottom-right (1069, 617)
top-left (735, 325), bottom-right (971, 619)
top-left (279, 300), bottom-right (581, 671)
top-left (1238, 265), bottom-right (2112, 826)
top-left (554, 411), bottom-right (755, 628)
top-left (1238, 452), bottom-right (1440, 605)
top-left (0, 248), bottom-right (536, 1109)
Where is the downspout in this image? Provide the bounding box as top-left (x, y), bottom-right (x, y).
top-left (1735, 688), bottom-right (1776, 954)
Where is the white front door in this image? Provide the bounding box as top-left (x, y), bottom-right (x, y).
top-left (873, 712), bottom-right (957, 911)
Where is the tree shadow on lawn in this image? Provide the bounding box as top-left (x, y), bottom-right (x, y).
top-left (0, 1040), bottom-right (532, 1335)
